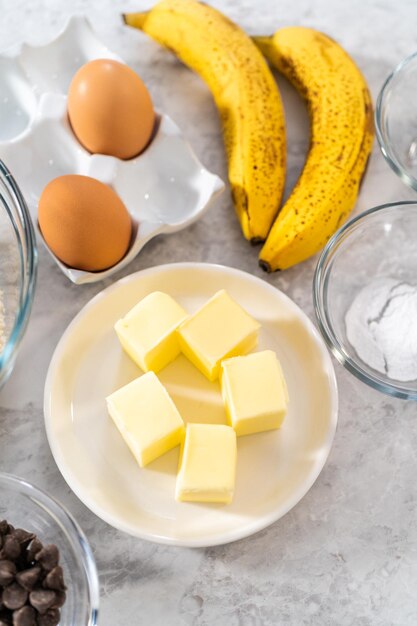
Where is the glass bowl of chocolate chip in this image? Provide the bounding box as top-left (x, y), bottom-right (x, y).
top-left (0, 473), bottom-right (99, 626)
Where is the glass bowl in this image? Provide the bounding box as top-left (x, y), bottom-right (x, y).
top-left (0, 159), bottom-right (37, 388)
top-left (314, 201), bottom-right (417, 400)
top-left (0, 473), bottom-right (99, 625)
top-left (376, 52), bottom-right (417, 190)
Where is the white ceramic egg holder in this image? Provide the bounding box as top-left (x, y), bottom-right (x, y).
top-left (0, 17), bottom-right (224, 284)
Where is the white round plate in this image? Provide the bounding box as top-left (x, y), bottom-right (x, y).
top-left (44, 263), bottom-right (338, 547)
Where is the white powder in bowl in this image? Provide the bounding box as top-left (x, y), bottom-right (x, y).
top-left (345, 278), bottom-right (417, 382)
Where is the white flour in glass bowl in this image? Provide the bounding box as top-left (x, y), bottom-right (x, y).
top-left (346, 277), bottom-right (417, 382)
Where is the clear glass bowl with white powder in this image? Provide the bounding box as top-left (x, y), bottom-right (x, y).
top-left (314, 201), bottom-right (417, 399)
top-left (0, 160), bottom-right (37, 388)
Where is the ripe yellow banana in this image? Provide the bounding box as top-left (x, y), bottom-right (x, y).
top-left (255, 28), bottom-right (374, 271)
top-left (123, 0), bottom-right (286, 242)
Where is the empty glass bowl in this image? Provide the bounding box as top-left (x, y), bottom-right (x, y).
top-left (0, 473), bottom-right (99, 625)
top-left (376, 52), bottom-right (417, 190)
top-left (314, 201), bottom-right (417, 400)
top-left (0, 159), bottom-right (37, 388)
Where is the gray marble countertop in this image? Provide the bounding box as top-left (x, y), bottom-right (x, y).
top-left (1, 1), bottom-right (417, 624)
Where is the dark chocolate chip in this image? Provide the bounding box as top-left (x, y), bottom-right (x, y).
top-left (50, 590), bottom-right (65, 609)
top-left (25, 541), bottom-right (42, 566)
top-left (28, 590), bottom-right (55, 615)
top-left (0, 562), bottom-right (16, 587)
top-left (0, 523), bottom-right (13, 537)
top-left (1, 539), bottom-right (20, 562)
top-left (43, 567), bottom-right (65, 592)
top-left (33, 547), bottom-right (58, 573)
top-left (0, 523), bottom-right (65, 623)
top-left (12, 606), bottom-right (36, 626)
top-left (36, 609), bottom-right (60, 626)
top-left (2, 584), bottom-right (27, 610)
top-left (15, 567), bottom-right (41, 592)
top-left (10, 532), bottom-right (34, 550)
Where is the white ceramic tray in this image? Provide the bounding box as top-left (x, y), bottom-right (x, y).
top-left (44, 263), bottom-right (338, 547)
top-left (0, 17), bottom-right (224, 284)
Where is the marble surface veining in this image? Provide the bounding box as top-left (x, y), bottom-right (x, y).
top-left (1, 0), bottom-right (417, 624)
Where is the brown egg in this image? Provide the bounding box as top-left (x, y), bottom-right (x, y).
top-left (67, 59), bottom-right (155, 159)
top-left (38, 175), bottom-right (132, 271)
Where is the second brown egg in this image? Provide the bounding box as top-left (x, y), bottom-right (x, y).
top-left (68, 59), bottom-right (155, 160)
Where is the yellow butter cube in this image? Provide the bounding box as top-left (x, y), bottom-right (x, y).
top-left (106, 371), bottom-right (184, 467)
top-left (221, 350), bottom-right (289, 437)
top-left (115, 291), bottom-right (188, 373)
top-left (175, 423), bottom-right (237, 504)
top-left (177, 290), bottom-right (260, 381)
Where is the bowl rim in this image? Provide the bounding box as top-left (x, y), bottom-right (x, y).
top-left (375, 50), bottom-right (417, 191)
top-left (0, 471), bottom-right (99, 625)
top-left (313, 200), bottom-right (417, 400)
top-left (0, 160), bottom-right (37, 381)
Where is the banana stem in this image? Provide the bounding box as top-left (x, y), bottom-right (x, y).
top-left (252, 36), bottom-right (274, 57)
top-left (122, 12), bottom-right (148, 29)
